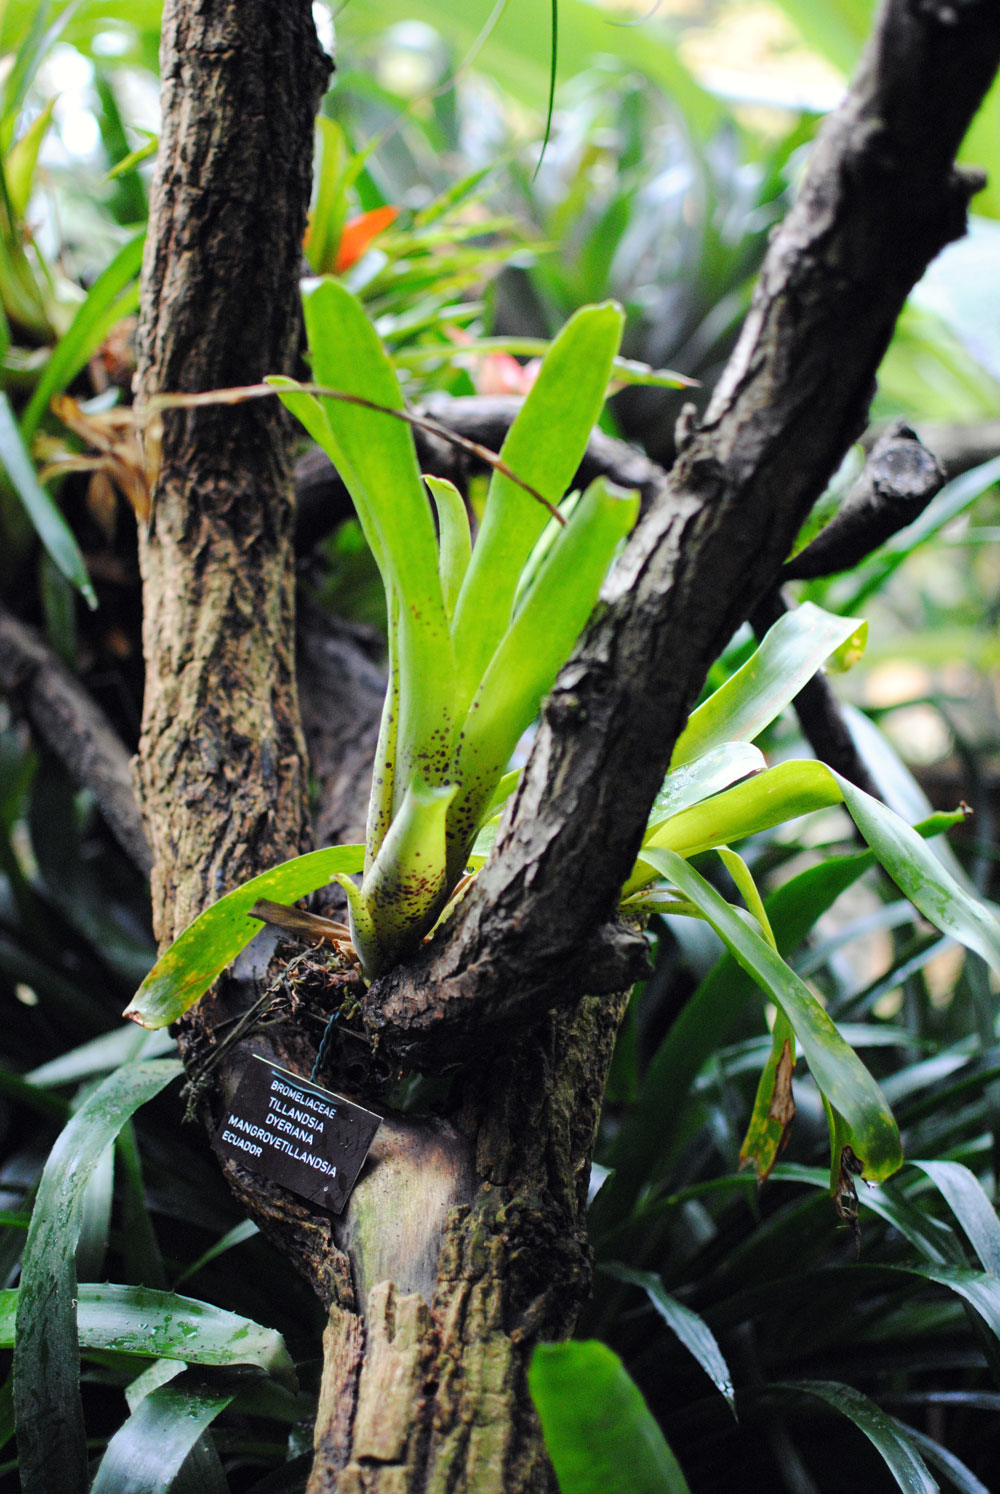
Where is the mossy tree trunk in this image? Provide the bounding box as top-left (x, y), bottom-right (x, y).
top-left (134, 1), bottom-right (1000, 1490)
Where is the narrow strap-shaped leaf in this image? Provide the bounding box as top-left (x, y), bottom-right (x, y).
top-left (838, 777), bottom-right (1000, 982)
top-left (908, 1160), bottom-right (1000, 1275)
top-left (20, 230), bottom-right (145, 442)
top-left (645, 741), bottom-right (765, 837)
top-left (529, 1340), bottom-right (691, 1494)
top-left (449, 476), bottom-right (637, 875)
top-left (425, 474), bottom-right (471, 620)
top-left (643, 847), bottom-right (903, 1183)
top-left (770, 1381), bottom-right (937, 1494)
top-left (13, 1058), bottom-right (183, 1494)
top-left (90, 1372), bottom-right (234, 1494)
top-left (671, 602), bottom-right (866, 768)
top-left (450, 301), bottom-right (625, 710)
top-left (124, 845), bottom-right (364, 1030)
top-left (0, 392), bottom-right (96, 607)
top-left (601, 1263), bottom-right (736, 1416)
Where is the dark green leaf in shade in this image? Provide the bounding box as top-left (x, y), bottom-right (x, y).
top-left (600, 1263), bottom-right (736, 1414)
top-left (770, 1381), bottom-right (937, 1494)
top-left (90, 1372), bottom-right (235, 1494)
top-left (12, 1058), bottom-right (183, 1494)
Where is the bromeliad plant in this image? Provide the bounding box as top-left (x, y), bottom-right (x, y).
top-left (125, 285), bottom-right (1000, 1209)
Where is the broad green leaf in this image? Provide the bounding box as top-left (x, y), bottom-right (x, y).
top-left (643, 847), bottom-right (903, 1182)
top-left (601, 1263), bottom-right (736, 1415)
top-left (593, 843), bottom-right (887, 1234)
top-left (301, 279), bottom-right (454, 807)
top-left (91, 1372), bottom-right (234, 1494)
top-left (0, 1283), bottom-right (294, 1384)
top-left (450, 301), bottom-right (625, 710)
top-left (627, 758), bottom-right (846, 894)
top-left (13, 1058), bottom-right (183, 1494)
top-left (671, 603), bottom-right (866, 768)
top-left (529, 1341), bottom-right (691, 1494)
top-left (0, 392), bottom-right (96, 607)
top-left (20, 230), bottom-right (145, 442)
top-left (772, 1381), bottom-right (937, 1494)
top-left (348, 779), bottom-right (458, 977)
top-left (450, 477), bottom-right (638, 872)
top-left (909, 1160), bottom-right (1000, 1275)
top-left (645, 741), bottom-right (765, 835)
top-left (838, 778), bottom-right (1000, 982)
top-left (123, 845), bottom-right (364, 1029)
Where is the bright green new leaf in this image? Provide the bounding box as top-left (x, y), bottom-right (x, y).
top-left (301, 279), bottom-right (455, 809)
top-left (449, 476), bottom-right (638, 872)
top-left (0, 1282), bottom-right (295, 1385)
top-left (529, 1340), bottom-right (691, 1494)
top-left (123, 845), bottom-right (363, 1029)
top-left (13, 1058), bottom-right (183, 1494)
top-left (425, 474), bottom-right (471, 619)
top-left (671, 603), bottom-right (867, 768)
top-left (601, 1263), bottom-right (736, 1415)
top-left (627, 758), bottom-right (845, 894)
top-left (5, 98), bottom-right (54, 218)
top-left (0, 392), bottom-right (96, 607)
top-left (450, 301), bottom-right (625, 709)
top-left (642, 847), bottom-right (903, 1183)
top-left (646, 741), bottom-right (765, 835)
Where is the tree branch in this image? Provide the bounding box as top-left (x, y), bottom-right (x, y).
top-left (0, 602), bottom-right (151, 873)
top-left (364, 0), bottom-right (1000, 1068)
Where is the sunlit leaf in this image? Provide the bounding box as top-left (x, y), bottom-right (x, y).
top-left (529, 1340), bottom-right (691, 1494)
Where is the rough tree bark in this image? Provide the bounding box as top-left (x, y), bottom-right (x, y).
top-left (132, 2), bottom-right (1000, 1491)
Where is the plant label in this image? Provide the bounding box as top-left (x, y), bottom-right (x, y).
top-left (214, 1054), bottom-right (382, 1213)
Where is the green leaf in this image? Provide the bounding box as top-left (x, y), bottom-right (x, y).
top-left (529, 1341), bottom-right (691, 1494)
top-left (600, 1263), bottom-right (736, 1415)
top-left (305, 115), bottom-right (349, 275)
top-left (172, 1220), bottom-right (259, 1289)
top-left (301, 279), bottom-right (455, 809)
top-left (908, 1160), bottom-right (1000, 1275)
top-left (123, 844), bottom-right (364, 1029)
top-left (772, 1381), bottom-right (937, 1494)
top-left (90, 1372), bottom-right (234, 1494)
top-left (628, 758), bottom-right (846, 893)
top-left (425, 474), bottom-right (471, 619)
top-left (450, 475), bottom-right (638, 871)
top-left (642, 847), bottom-right (903, 1183)
top-left (396, 337), bottom-right (694, 389)
top-left (645, 741), bottom-right (765, 836)
top-left (838, 778), bottom-right (1000, 982)
top-left (450, 301), bottom-right (625, 711)
top-left (671, 603), bottom-right (867, 768)
top-left (12, 1058), bottom-right (183, 1494)
top-left (20, 230), bottom-right (145, 442)
top-left (0, 392), bottom-right (96, 607)
top-left (0, 1282), bottom-right (295, 1384)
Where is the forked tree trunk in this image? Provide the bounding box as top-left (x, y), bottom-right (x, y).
top-left (135, 2), bottom-right (1000, 1490)
top-left (135, 5), bottom-right (626, 1488)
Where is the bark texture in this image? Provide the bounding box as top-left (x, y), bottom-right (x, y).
top-left (135, 0), bottom-right (329, 942)
top-left (130, 2), bottom-right (1000, 1491)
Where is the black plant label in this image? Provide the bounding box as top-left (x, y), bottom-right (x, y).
top-left (214, 1055), bottom-right (382, 1213)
